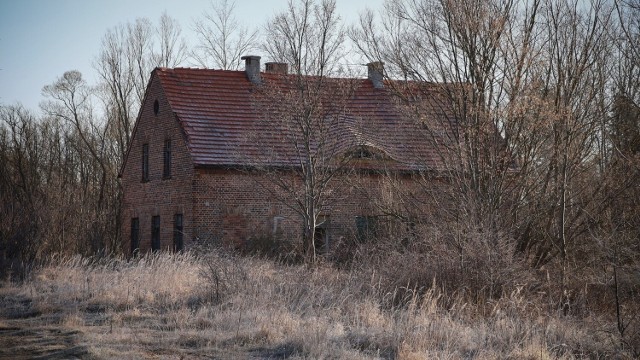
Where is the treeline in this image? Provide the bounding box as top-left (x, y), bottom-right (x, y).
top-left (351, 0), bottom-right (640, 274)
top-left (0, 14), bottom-right (191, 266)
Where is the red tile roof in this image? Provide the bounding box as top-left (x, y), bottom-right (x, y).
top-left (155, 67), bottom-right (454, 171)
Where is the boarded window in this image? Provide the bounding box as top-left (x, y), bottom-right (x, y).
top-left (163, 139), bottom-right (171, 179)
top-left (142, 143), bottom-right (149, 182)
top-left (151, 215), bottom-right (160, 251)
top-left (130, 218), bottom-right (140, 256)
top-left (174, 213), bottom-right (183, 251)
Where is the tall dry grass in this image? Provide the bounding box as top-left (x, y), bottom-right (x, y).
top-left (3, 249), bottom-right (636, 359)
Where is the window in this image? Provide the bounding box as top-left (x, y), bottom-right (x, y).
top-left (174, 214), bottom-right (183, 252)
top-left (314, 215), bottom-right (330, 254)
top-left (272, 216), bottom-right (284, 234)
top-left (130, 218), bottom-right (140, 256)
top-left (354, 147), bottom-right (375, 159)
top-left (142, 143), bottom-right (149, 182)
top-left (163, 139), bottom-right (171, 179)
top-left (153, 99), bottom-right (160, 115)
top-left (151, 215), bottom-right (160, 251)
top-left (348, 146), bottom-right (385, 160)
top-left (356, 216), bottom-right (378, 242)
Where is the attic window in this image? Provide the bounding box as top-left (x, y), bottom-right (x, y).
top-left (153, 99), bottom-right (159, 115)
top-left (355, 147), bottom-right (375, 159)
top-left (349, 146), bottom-right (383, 160)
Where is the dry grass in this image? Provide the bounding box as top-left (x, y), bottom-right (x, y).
top-left (0, 250), bottom-right (636, 359)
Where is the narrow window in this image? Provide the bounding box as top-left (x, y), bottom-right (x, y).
top-left (151, 215), bottom-right (160, 251)
top-left (272, 216), bottom-right (284, 234)
top-left (130, 218), bottom-right (140, 256)
top-left (314, 215), bottom-right (330, 254)
top-left (163, 139), bottom-right (171, 179)
top-left (174, 214), bottom-right (184, 252)
top-left (142, 143), bottom-right (149, 182)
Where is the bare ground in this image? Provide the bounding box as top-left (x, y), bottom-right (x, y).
top-left (0, 287), bottom-right (289, 359)
top-left (0, 290), bottom-right (89, 360)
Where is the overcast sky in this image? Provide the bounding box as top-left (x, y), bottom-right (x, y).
top-left (0, 0), bottom-right (383, 111)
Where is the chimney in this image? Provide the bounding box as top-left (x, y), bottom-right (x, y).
top-left (241, 55), bottom-right (261, 84)
top-left (265, 62), bottom-right (288, 75)
top-left (367, 61), bottom-right (385, 89)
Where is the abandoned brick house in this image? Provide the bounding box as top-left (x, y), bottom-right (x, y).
top-left (119, 55), bottom-right (454, 254)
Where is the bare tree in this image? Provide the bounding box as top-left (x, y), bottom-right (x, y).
top-left (263, 0), bottom-right (345, 76)
top-left (96, 14), bottom-right (188, 165)
top-left (1, 90), bottom-right (120, 265)
top-left (155, 11), bottom-right (189, 68)
top-left (245, 0), bottom-right (352, 263)
top-left (192, 0), bottom-right (257, 70)
top-left (351, 0), bottom-right (542, 235)
top-left (351, 0), bottom-right (625, 309)
top-left (0, 105), bottom-right (43, 264)
top-left (41, 71), bottom-right (121, 253)
top-left (0, 11), bottom-right (187, 268)
top-left (95, 22), bottom-right (140, 163)
top-left (597, 1), bottom-right (640, 344)
top-left (248, 77), bottom-right (358, 263)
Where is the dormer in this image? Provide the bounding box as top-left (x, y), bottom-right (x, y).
top-left (346, 145), bottom-right (392, 162)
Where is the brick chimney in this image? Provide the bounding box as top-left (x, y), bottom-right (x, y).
top-left (367, 61), bottom-right (384, 89)
top-left (265, 62), bottom-right (288, 75)
top-left (241, 55), bottom-right (261, 84)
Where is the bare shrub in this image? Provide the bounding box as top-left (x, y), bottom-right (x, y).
top-left (199, 250), bottom-right (250, 304)
top-left (239, 233), bottom-right (303, 264)
top-left (352, 220), bottom-right (536, 310)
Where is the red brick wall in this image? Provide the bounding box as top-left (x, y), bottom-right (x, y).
top-left (190, 168), bottom-right (433, 249)
top-left (192, 169), bottom-right (296, 247)
top-left (120, 73), bottom-right (195, 254)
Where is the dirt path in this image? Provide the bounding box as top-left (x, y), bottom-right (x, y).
top-left (0, 290), bottom-right (89, 360)
top-left (0, 288), bottom-right (292, 359)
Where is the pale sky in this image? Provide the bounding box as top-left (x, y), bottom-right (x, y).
top-left (0, 0), bottom-right (383, 111)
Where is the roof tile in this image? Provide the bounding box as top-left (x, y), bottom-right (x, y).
top-left (155, 67), bottom-right (452, 171)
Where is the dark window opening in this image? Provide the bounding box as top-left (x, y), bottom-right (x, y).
top-left (142, 143), bottom-right (149, 182)
top-left (130, 218), bottom-right (140, 256)
top-left (163, 139), bottom-right (171, 179)
top-left (174, 214), bottom-right (183, 252)
top-left (356, 216), bottom-right (378, 242)
top-left (314, 227), bottom-right (327, 253)
top-left (153, 99), bottom-right (159, 115)
top-left (151, 215), bottom-right (160, 251)
top-left (355, 147), bottom-right (375, 159)
top-left (349, 146), bottom-right (384, 160)
top-left (314, 215), bottom-right (329, 253)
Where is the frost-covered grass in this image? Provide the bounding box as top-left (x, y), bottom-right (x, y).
top-left (1, 250), bottom-right (635, 359)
